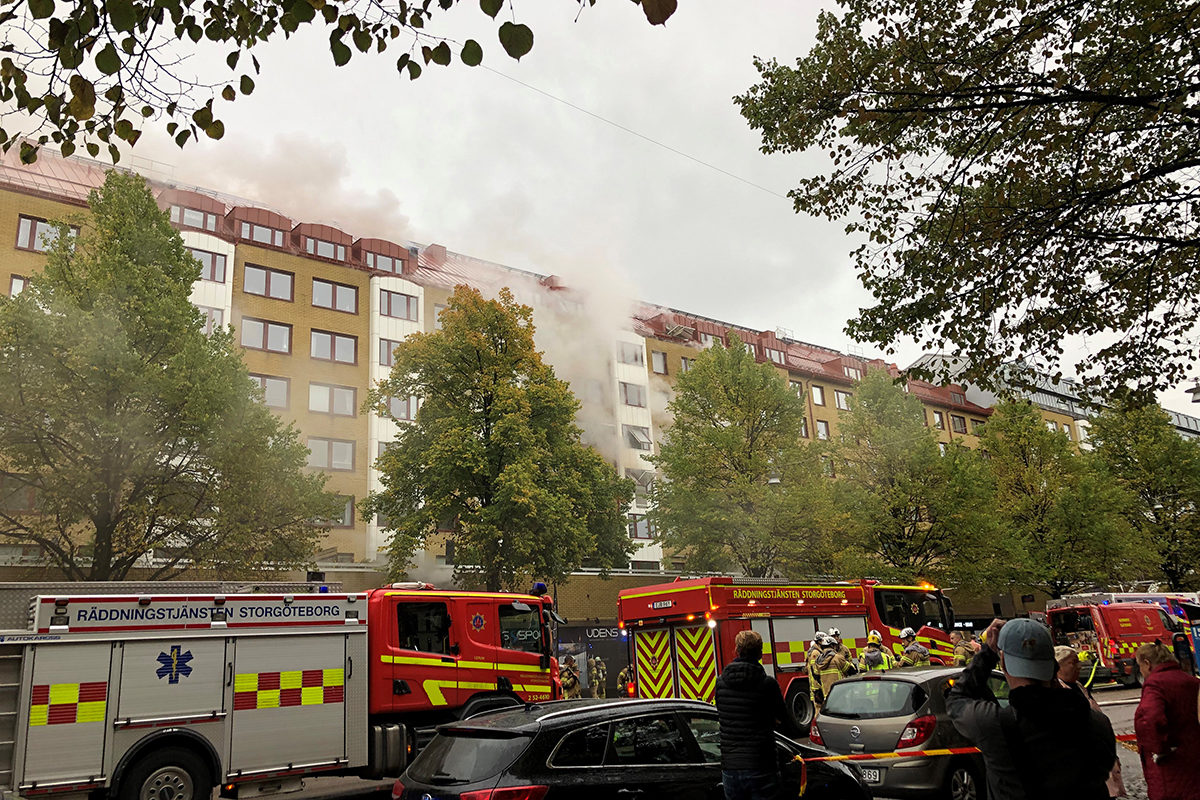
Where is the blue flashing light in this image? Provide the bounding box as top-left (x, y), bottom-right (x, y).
top-left (318, 586), bottom-right (329, 593)
top-left (1102, 600), bottom-right (1109, 604)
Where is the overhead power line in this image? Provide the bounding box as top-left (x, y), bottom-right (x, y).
top-left (482, 65), bottom-right (789, 200)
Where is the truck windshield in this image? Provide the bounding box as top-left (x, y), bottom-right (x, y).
top-left (874, 590), bottom-right (950, 632)
top-left (499, 603), bottom-right (543, 653)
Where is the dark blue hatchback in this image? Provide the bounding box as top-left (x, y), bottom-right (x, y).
top-left (393, 698), bottom-right (870, 800)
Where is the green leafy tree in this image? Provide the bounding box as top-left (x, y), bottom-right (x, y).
top-left (0, 170), bottom-right (338, 580)
top-left (828, 369), bottom-right (1002, 585)
top-left (736, 0), bottom-right (1200, 398)
top-left (647, 334), bottom-right (830, 578)
top-left (364, 285), bottom-right (634, 591)
top-left (980, 400), bottom-right (1147, 597)
top-left (1089, 403), bottom-right (1200, 591)
top-left (1, 0), bottom-right (677, 164)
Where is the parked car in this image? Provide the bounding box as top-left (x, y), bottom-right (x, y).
top-left (392, 698), bottom-right (870, 800)
top-left (811, 666), bottom-right (1009, 800)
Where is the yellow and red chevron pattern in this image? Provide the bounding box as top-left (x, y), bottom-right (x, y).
top-left (673, 625), bottom-right (717, 703)
top-left (634, 629), bottom-right (674, 699)
top-left (30, 682), bottom-right (107, 726)
top-left (233, 669), bottom-right (344, 710)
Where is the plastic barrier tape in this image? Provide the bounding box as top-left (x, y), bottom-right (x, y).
top-left (800, 733), bottom-right (1138, 763)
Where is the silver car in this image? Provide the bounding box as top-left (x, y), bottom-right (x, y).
top-left (809, 666), bottom-right (1010, 800)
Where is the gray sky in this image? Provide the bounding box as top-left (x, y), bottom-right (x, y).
top-left (133, 1), bottom-right (1198, 414)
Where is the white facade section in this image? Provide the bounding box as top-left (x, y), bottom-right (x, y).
top-left (612, 332), bottom-right (662, 566)
top-left (182, 231), bottom-right (234, 328)
top-left (367, 275), bottom-right (424, 561)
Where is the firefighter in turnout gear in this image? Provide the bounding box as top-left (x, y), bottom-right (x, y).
top-left (617, 664), bottom-right (633, 697)
top-left (951, 630), bottom-right (973, 667)
top-left (858, 630), bottom-right (895, 672)
top-left (828, 627), bottom-right (854, 663)
top-left (591, 656), bottom-right (607, 698)
top-left (561, 655), bottom-right (582, 699)
top-left (810, 633), bottom-right (851, 715)
top-left (897, 627), bottom-right (931, 667)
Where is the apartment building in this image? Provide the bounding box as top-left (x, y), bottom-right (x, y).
top-left (3, 148), bottom-right (1192, 584)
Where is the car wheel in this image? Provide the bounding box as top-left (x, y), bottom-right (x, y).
top-left (945, 762), bottom-right (983, 800)
top-left (786, 685), bottom-right (814, 733)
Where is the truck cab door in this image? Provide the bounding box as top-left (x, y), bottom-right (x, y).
top-left (387, 598), bottom-right (459, 713)
top-left (496, 600), bottom-right (554, 702)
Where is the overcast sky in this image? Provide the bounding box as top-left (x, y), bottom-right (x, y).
top-left (132, 1), bottom-right (1198, 414)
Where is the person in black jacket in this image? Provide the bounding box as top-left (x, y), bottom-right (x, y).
top-left (714, 629), bottom-right (788, 800)
top-left (947, 618), bottom-right (1116, 800)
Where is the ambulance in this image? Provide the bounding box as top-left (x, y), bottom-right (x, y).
top-left (616, 577), bottom-right (955, 729)
top-left (0, 583), bottom-right (559, 800)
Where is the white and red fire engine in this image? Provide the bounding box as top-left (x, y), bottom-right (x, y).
top-left (0, 583), bottom-right (559, 800)
top-left (616, 577), bottom-right (956, 728)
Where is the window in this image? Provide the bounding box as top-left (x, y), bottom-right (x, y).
top-left (630, 560), bottom-right (660, 571)
top-left (1064, 425), bottom-right (1073, 441)
top-left (309, 382), bottom-right (356, 416)
top-left (312, 278), bottom-right (357, 313)
top-left (835, 390), bottom-right (852, 411)
top-left (820, 456), bottom-right (834, 477)
top-left (314, 496), bottom-right (354, 528)
top-left (10, 275), bottom-right (27, 296)
top-left (197, 306), bottom-right (223, 335)
top-left (388, 395), bottom-right (416, 421)
top-left (307, 437), bottom-right (355, 470)
top-left (381, 289), bottom-right (419, 321)
top-left (789, 380), bottom-right (803, 396)
top-left (681, 715), bottom-right (721, 764)
top-left (933, 411), bottom-right (945, 430)
top-left (433, 304), bottom-right (447, 330)
top-left (243, 265), bottom-right (293, 301)
top-left (311, 330), bottom-right (357, 364)
top-left (1046, 421), bottom-right (1059, 432)
top-left (240, 318), bottom-right (291, 353)
top-left (650, 351), bottom-right (667, 375)
top-left (628, 514), bottom-right (654, 540)
top-left (551, 724), bottom-right (609, 768)
top-left (365, 251), bottom-right (401, 273)
top-left (938, 442), bottom-right (948, 455)
top-left (239, 221), bottom-right (285, 248)
top-left (844, 366), bottom-right (863, 381)
top-left (800, 416), bottom-right (809, 438)
top-left (0, 476), bottom-right (37, 513)
top-left (951, 415), bottom-right (967, 434)
top-left (619, 382), bottom-right (647, 407)
top-left (304, 237), bottom-right (346, 262)
top-left (16, 216), bottom-right (75, 252)
top-left (249, 374), bottom-right (289, 408)
top-left (499, 604), bottom-right (542, 653)
top-left (624, 424), bottom-right (652, 450)
top-left (379, 338), bottom-right (401, 367)
top-left (816, 420), bottom-right (830, 440)
top-left (170, 205), bottom-right (220, 232)
top-left (377, 441), bottom-right (395, 460)
top-left (951, 391), bottom-right (966, 405)
top-left (618, 342), bottom-right (645, 366)
top-left (971, 419), bottom-right (986, 434)
top-left (699, 332), bottom-right (720, 348)
top-left (627, 468), bottom-right (655, 503)
top-left (190, 248), bottom-right (226, 283)
top-left (396, 602), bottom-right (450, 654)
top-left (765, 347), bottom-right (785, 365)
top-left (608, 715), bottom-right (690, 765)
top-left (680, 357), bottom-right (696, 373)
top-left (812, 385), bottom-right (826, 406)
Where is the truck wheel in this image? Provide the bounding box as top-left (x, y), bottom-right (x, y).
top-left (121, 747), bottom-right (212, 800)
top-left (785, 686), bottom-right (814, 733)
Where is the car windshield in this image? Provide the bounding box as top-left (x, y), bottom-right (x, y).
top-left (874, 589), bottom-right (950, 631)
top-left (822, 680), bottom-right (927, 719)
top-left (407, 731), bottom-right (531, 785)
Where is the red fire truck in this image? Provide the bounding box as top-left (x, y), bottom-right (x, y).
top-left (616, 577), bottom-right (955, 728)
top-left (0, 583), bottom-right (558, 800)
top-left (1046, 597), bottom-right (1185, 685)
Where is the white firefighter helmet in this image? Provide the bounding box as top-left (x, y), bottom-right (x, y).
top-left (900, 627), bottom-right (917, 640)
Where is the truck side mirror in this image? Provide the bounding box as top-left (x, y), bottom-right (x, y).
top-left (449, 643), bottom-right (460, 656)
top-left (540, 653), bottom-right (550, 670)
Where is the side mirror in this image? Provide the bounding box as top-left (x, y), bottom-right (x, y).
top-left (449, 643), bottom-right (460, 656)
top-left (540, 653), bottom-right (550, 670)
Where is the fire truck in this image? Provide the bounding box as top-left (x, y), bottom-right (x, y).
top-left (1047, 596), bottom-right (1189, 684)
top-left (616, 577), bottom-right (955, 728)
top-left (0, 583), bottom-right (559, 800)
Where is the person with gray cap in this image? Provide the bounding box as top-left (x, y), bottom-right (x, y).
top-left (947, 618), bottom-right (1117, 800)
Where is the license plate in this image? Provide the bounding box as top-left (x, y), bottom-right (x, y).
top-left (860, 767), bottom-right (883, 783)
